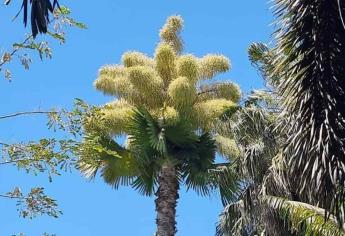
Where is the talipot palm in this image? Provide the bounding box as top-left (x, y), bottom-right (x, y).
top-left (78, 16), bottom-right (241, 236)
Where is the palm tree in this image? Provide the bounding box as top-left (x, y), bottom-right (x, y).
top-left (78, 16), bottom-right (241, 236)
top-left (215, 43), bottom-right (345, 236)
top-left (271, 0), bottom-right (345, 224)
top-left (216, 0), bottom-right (345, 231)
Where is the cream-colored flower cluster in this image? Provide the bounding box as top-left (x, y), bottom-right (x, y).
top-left (91, 15), bottom-right (241, 135)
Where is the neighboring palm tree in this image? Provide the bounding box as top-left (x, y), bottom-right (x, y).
top-left (78, 16), bottom-right (241, 236)
top-left (271, 0), bottom-right (345, 224)
top-left (215, 43), bottom-right (345, 236)
top-left (218, 0), bottom-right (345, 231)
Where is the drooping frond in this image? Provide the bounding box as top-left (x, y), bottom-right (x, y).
top-left (181, 133), bottom-right (217, 196)
top-left (248, 43), bottom-right (278, 85)
top-left (78, 133), bottom-right (135, 188)
top-left (232, 107), bottom-right (279, 183)
top-left (159, 15), bottom-right (184, 54)
top-left (209, 164), bottom-right (241, 206)
top-left (262, 196), bottom-right (345, 236)
top-left (216, 200), bottom-right (245, 236)
top-left (273, 0), bottom-right (345, 222)
top-left (242, 141), bottom-right (269, 184)
top-left (131, 156), bottom-right (159, 196)
top-left (126, 107), bottom-right (165, 195)
top-left (199, 55), bottom-right (230, 80)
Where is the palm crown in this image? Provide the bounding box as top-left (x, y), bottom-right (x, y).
top-left (80, 15), bottom-right (240, 193)
top-left (78, 15), bottom-right (241, 235)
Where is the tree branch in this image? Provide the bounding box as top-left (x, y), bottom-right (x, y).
top-left (0, 158), bottom-right (39, 166)
top-left (197, 88), bottom-right (218, 96)
top-left (0, 194), bottom-right (22, 200)
top-left (0, 34), bottom-right (33, 68)
top-left (0, 111), bottom-right (57, 120)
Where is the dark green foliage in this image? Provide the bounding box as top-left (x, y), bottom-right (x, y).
top-left (17, 0), bottom-right (60, 38)
top-left (127, 107), bottom-right (219, 196)
top-left (273, 0), bottom-right (345, 223)
top-left (79, 106), bottom-right (239, 203)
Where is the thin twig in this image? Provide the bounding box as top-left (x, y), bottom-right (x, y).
top-left (0, 194), bottom-right (22, 200)
top-left (0, 158), bottom-right (39, 166)
top-left (0, 111), bottom-right (57, 120)
top-left (0, 34), bottom-right (33, 68)
top-left (197, 88), bottom-right (218, 96)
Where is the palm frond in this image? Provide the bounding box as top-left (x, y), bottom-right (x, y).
top-left (209, 163), bottom-right (241, 206)
top-left (248, 43), bottom-right (278, 85)
top-left (131, 154), bottom-right (159, 196)
top-left (181, 133), bottom-right (216, 196)
top-left (262, 196), bottom-right (345, 236)
top-left (216, 200), bottom-right (246, 236)
top-left (127, 107), bottom-right (167, 155)
top-left (273, 0), bottom-right (345, 222)
top-left (78, 132), bottom-right (135, 188)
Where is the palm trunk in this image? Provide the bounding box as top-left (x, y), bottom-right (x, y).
top-left (155, 164), bottom-right (179, 236)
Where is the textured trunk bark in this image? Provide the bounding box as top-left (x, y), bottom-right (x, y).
top-left (155, 164), bottom-right (179, 236)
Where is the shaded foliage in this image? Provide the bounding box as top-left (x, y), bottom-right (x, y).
top-left (272, 0), bottom-right (345, 224)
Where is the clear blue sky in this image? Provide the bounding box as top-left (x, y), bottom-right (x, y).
top-left (0, 1), bottom-right (272, 235)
